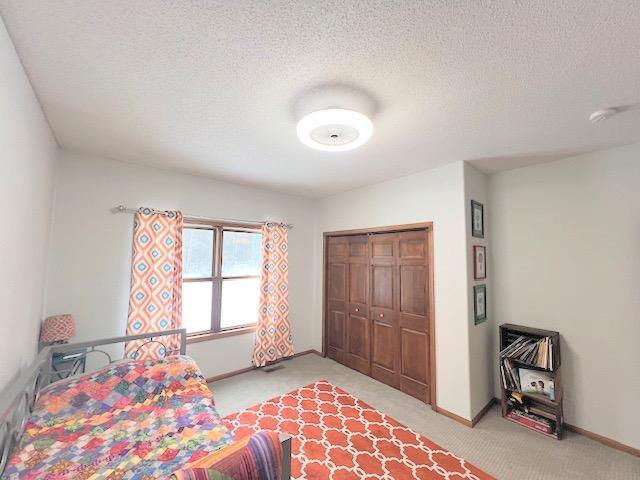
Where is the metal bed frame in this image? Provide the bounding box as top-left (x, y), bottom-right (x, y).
top-left (0, 329), bottom-right (291, 479)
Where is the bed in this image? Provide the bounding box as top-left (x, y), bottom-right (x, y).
top-left (0, 329), bottom-right (291, 479)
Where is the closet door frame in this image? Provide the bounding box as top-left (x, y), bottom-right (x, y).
top-left (322, 222), bottom-right (436, 410)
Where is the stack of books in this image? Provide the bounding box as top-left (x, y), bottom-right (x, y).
top-left (500, 357), bottom-right (520, 391)
top-left (500, 335), bottom-right (553, 369)
top-left (507, 409), bottom-right (554, 434)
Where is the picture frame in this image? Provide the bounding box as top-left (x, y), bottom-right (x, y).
top-left (471, 200), bottom-right (484, 238)
top-left (473, 245), bottom-right (486, 280)
top-left (474, 284), bottom-right (486, 324)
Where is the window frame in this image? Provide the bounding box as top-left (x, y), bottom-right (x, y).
top-left (183, 219), bottom-right (262, 343)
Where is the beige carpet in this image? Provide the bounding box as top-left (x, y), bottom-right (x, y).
top-left (209, 354), bottom-right (639, 480)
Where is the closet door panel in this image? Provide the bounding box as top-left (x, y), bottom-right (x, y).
top-left (348, 236), bottom-right (369, 313)
top-left (327, 237), bottom-right (348, 364)
top-left (348, 237), bottom-right (368, 258)
top-left (346, 236), bottom-right (370, 373)
top-left (371, 266), bottom-right (394, 310)
top-left (370, 233), bottom-right (396, 317)
top-left (371, 322), bottom-right (394, 370)
top-left (398, 234), bottom-right (426, 259)
top-left (349, 263), bottom-right (369, 309)
top-left (370, 234), bottom-right (395, 263)
top-left (328, 311), bottom-right (345, 362)
top-left (400, 265), bottom-right (427, 316)
top-left (369, 233), bottom-right (398, 386)
top-left (328, 311), bottom-right (345, 349)
top-left (371, 238), bottom-right (394, 258)
top-left (327, 262), bottom-right (347, 363)
top-left (400, 329), bottom-right (429, 400)
top-left (328, 264), bottom-right (347, 303)
top-left (399, 264), bottom-right (427, 331)
top-left (371, 320), bottom-right (399, 388)
top-left (346, 313), bottom-right (370, 374)
top-left (401, 329), bottom-right (428, 383)
top-left (328, 237), bottom-right (348, 260)
top-left (397, 230), bottom-right (430, 402)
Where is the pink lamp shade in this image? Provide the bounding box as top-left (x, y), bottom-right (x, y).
top-left (40, 314), bottom-right (75, 343)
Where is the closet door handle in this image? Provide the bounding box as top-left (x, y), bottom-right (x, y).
top-left (355, 308), bottom-right (359, 312)
top-left (379, 313), bottom-right (384, 318)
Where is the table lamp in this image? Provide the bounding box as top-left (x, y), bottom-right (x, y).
top-left (40, 314), bottom-right (75, 344)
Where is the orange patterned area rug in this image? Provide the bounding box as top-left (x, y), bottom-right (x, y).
top-left (222, 380), bottom-right (495, 480)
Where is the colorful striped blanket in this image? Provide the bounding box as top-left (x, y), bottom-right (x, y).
top-left (170, 431), bottom-right (283, 480)
top-left (3, 356), bottom-right (235, 479)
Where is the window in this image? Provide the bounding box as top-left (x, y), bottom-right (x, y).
top-left (182, 222), bottom-right (262, 339)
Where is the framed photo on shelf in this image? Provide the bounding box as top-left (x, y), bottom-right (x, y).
top-left (471, 200), bottom-right (484, 238)
top-left (474, 284), bottom-right (486, 324)
top-left (519, 368), bottom-right (556, 400)
top-left (473, 245), bottom-right (487, 280)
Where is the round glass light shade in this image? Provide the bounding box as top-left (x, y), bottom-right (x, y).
top-left (296, 108), bottom-right (373, 152)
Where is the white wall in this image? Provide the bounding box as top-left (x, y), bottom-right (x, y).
top-left (318, 162), bottom-right (475, 419)
top-left (489, 143), bottom-right (640, 449)
top-left (463, 163), bottom-right (494, 417)
top-left (46, 151), bottom-right (319, 379)
top-left (0, 20), bottom-right (57, 389)
top-left (0, 18), bottom-right (57, 389)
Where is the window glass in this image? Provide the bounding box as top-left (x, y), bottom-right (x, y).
top-left (181, 225), bottom-right (261, 336)
top-left (183, 228), bottom-right (213, 278)
top-left (182, 281), bottom-right (212, 333)
top-left (221, 231), bottom-right (262, 276)
top-left (220, 277), bottom-right (260, 328)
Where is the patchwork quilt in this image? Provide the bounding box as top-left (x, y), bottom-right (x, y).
top-left (3, 356), bottom-right (235, 479)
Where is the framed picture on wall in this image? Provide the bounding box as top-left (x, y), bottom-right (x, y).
top-left (473, 245), bottom-right (487, 280)
top-left (471, 200), bottom-right (484, 238)
top-left (474, 284), bottom-right (487, 324)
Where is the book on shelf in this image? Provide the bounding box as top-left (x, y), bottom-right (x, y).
top-left (519, 368), bottom-right (555, 400)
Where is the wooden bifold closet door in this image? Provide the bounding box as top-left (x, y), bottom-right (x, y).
top-left (325, 228), bottom-right (432, 403)
top-left (346, 235), bottom-right (370, 375)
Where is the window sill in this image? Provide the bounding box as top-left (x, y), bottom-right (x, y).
top-left (186, 326), bottom-right (256, 344)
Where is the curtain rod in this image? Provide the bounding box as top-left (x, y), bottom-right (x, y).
top-left (112, 205), bottom-right (293, 229)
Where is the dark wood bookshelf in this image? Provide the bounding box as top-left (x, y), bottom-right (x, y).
top-left (499, 323), bottom-right (564, 439)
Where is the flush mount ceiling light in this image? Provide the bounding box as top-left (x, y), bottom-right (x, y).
top-left (589, 103), bottom-right (639, 123)
top-left (589, 108), bottom-right (618, 123)
top-left (296, 108), bottom-right (373, 152)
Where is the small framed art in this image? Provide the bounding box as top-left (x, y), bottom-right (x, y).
top-left (474, 284), bottom-right (486, 324)
top-left (473, 245), bottom-right (486, 280)
top-left (471, 200), bottom-right (484, 238)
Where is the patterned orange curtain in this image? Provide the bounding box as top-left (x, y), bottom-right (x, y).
top-left (253, 222), bottom-right (293, 367)
top-left (125, 207), bottom-right (183, 359)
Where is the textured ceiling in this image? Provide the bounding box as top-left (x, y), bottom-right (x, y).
top-left (2, 1), bottom-right (639, 197)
